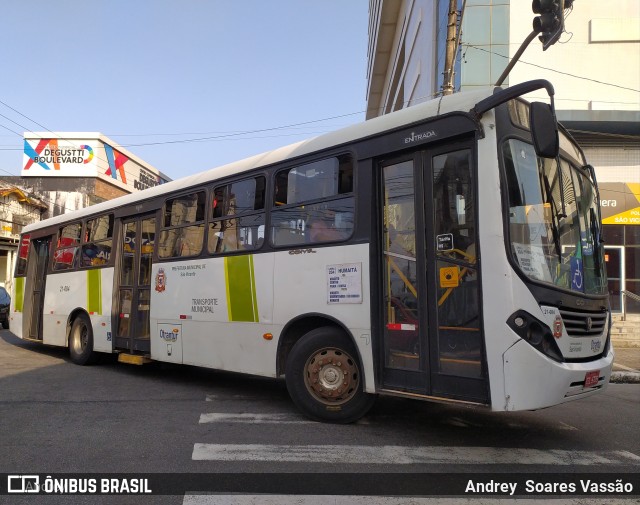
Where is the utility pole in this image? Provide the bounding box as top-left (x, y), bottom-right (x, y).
top-left (442, 0), bottom-right (458, 96)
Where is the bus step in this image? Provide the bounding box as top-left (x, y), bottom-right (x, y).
top-left (118, 353), bottom-right (152, 366)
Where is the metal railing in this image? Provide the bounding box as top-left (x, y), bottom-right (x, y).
top-left (621, 290), bottom-right (640, 321)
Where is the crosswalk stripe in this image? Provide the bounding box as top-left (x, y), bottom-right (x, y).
top-left (183, 497), bottom-right (638, 505)
top-left (192, 444), bottom-right (640, 466)
top-left (614, 363), bottom-right (638, 372)
top-left (199, 413), bottom-right (315, 424)
top-left (205, 394), bottom-right (286, 402)
top-left (184, 498), bottom-right (430, 505)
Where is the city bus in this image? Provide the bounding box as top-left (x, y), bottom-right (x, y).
top-left (10, 80), bottom-right (612, 423)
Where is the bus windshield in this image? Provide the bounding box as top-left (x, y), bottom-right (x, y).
top-left (502, 138), bottom-right (607, 295)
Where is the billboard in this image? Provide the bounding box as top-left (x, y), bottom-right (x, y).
top-left (22, 134), bottom-right (169, 193)
top-left (23, 138), bottom-right (97, 176)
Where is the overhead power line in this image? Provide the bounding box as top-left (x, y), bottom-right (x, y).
top-left (0, 101), bottom-right (126, 215)
top-left (0, 121), bottom-right (22, 137)
top-left (0, 98), bottom-right (164, 184)
top-left (117, 111), bottom-right (364, 148)
top-left (567, 129), bottom-right (640, 141)
top-left (0, 130), bottom-right (336, 151)
top-left (462, 43), bottom-right (640, 93)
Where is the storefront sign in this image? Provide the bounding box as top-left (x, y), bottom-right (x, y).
top-left (600, 183), bottom-right (640, 225)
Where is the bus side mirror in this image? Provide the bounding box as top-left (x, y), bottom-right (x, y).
top-left (529, 101), bottom-right (559, 159)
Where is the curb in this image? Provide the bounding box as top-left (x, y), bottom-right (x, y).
top-left (610, 371), bottom-right (640, 384)
top-left (612, 342), bottom-right (640, 349)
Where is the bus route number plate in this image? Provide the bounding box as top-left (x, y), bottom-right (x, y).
top-left (584, 370), bottom-right (599, 388)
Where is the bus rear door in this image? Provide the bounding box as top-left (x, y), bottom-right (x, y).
top-left (23, 237), bottom-right (51, 341)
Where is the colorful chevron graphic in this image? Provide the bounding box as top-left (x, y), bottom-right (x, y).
top-left (103, 143), bottom-right (128, 184)
top-left (23, 138), bottom-right (61, 170)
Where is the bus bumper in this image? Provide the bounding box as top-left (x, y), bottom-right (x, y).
top-left (501, 339), bottom-right (614, 411)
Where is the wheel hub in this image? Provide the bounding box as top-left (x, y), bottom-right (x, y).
top-left (304, 348), bottom-right (359, 406)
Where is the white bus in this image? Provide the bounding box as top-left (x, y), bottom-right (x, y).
top-left (10, 80), bottom-right (613, 423)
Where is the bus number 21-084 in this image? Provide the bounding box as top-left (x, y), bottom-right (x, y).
top-left (59, 286), bottom-right (70, 293)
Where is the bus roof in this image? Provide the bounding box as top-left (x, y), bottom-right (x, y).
top-left (22, 86), bottom-right (495, 234)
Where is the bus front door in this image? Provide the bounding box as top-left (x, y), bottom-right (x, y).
top-left (24, 237), bottom-right (51, 341)
top-left (114, 215), bottom-right (156, 354)
top-left (379, 144), bottom-right (488, 404)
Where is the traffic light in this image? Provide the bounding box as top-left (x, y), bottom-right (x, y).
top-left (532, 0), bottom-right (565, 50)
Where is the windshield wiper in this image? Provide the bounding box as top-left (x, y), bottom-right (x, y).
top-left (586, 164), bottom-right (605, 244)
top-left (590, 208), bottom-right (603, 278)
top-left (555, 158), bottom-right (568, 219)
top-left (542, 173), bottom-right (562, 262)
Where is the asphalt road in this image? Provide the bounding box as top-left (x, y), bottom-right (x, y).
top-left (1, 330), bottom-right (639, 505)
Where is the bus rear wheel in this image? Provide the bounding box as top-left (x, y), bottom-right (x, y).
top-left (285, 326), bottom-right (375, 423)
top-left (69, 313), bottom-right (97, 365)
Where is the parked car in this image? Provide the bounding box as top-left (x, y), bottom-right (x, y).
top-left (0, 286), bottom-right (10, 329)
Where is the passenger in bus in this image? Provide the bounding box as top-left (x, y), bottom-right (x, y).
top-left (307, 217), bottom-right (345, 243)
top-left (274, 177), bottom-right (287, 206)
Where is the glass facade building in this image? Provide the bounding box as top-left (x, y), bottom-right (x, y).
top-left (367, 0), bottom-right (640, 313)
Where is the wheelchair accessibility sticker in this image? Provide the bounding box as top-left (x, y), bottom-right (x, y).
top-left (570, 257), bottom-right (584, 292)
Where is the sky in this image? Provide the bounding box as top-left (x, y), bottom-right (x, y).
top-left (0, 0), bottom-right (369, 181)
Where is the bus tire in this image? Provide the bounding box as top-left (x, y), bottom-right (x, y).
top-left (69, 313), bottom-right (97, 365)
top-left (285, 326), bottom-right (375, 423)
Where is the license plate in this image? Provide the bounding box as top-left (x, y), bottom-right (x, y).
top-left (584, 370), bottom-right (600, 388)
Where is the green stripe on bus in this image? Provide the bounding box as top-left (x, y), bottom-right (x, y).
top-left (14, 277), bottom-right (24, 312)
top-left (87, 269), bottom-right (102, 315)
top-left (249, 255), bottom-right (258, 321)
top-left (224, 255), bottom-right (259, 323)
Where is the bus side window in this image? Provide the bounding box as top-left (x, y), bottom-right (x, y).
top-left (271, 155), bottom-right (354, 247)
top-left (158, 192), bottom-right (206, 258)
top-left (209, 177), bottom-right (265, 255)
top-left (81, 214), bottom-right (114, 267)
top-left (274, 171), bottom-right (288, 206)
top-left (306, 209), bottom-right (353, 244)
top-left (53, 223), bottom-right (82, 271)
top-left (15, 234), bottom-right (31, 277)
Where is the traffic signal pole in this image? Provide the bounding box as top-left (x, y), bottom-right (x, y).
top-left (495, 0), bottom-right (570, 87)
top-left (494, 29), bottom-right (540, 87)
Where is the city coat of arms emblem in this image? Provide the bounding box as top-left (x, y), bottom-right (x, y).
top-left (155, 268), bottom-right (166, 293)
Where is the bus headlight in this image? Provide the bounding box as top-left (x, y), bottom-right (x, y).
top-left (507, 310), bottom-right (563, 362)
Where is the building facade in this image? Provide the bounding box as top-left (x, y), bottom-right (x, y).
top-left (367, 0), bottom-right (640, 313)
top-left (0, 183), bottom-right (47, 290)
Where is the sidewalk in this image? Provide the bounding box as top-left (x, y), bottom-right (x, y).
top-left (611, 346), bottom-right (640, 383)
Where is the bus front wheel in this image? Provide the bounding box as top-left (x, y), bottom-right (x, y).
top-left (285, 326), bottom-right (375, 423)
top-left (69, 313), bottom-right (97, 365)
